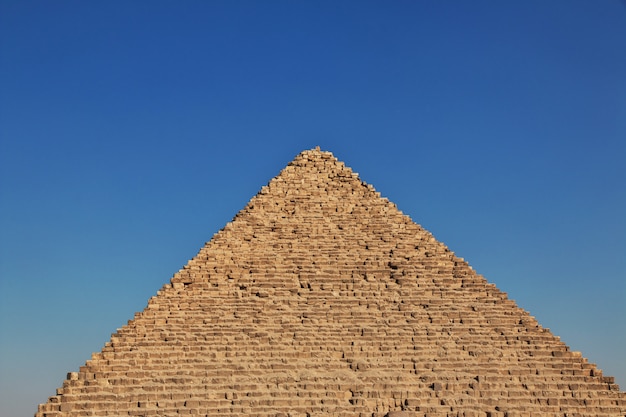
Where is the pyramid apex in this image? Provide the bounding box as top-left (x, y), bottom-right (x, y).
top-left (304, 145), bottom-right (327, 155)
top-left (289, 147), bottom-right (340, 167)
top-left (306, 145), bottom-right (330, 156)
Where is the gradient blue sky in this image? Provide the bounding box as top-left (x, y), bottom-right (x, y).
top-left (1, 1), bottom-right (625, 416)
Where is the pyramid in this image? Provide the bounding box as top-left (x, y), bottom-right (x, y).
top-left (36, 148), bottom-right (625, 417)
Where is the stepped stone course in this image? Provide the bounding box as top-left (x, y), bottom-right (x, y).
top-left (36, 147), bottom-right (625, 417)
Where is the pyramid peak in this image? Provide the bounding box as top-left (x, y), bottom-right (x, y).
top-left (281, 147), bottom-right (352, 179)
top-left (295, 146), bottom-right (336, 160)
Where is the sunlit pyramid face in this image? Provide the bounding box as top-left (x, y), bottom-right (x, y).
top-left (36, 148), bottom-right (626, 417)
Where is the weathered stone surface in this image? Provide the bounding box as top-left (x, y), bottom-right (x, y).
top-left (36, 147), bottom-right (625, 416)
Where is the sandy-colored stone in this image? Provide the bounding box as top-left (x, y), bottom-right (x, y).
top-left (36, 147), bottom-right (625, 416)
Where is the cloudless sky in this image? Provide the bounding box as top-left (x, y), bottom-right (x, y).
top-left (1, 1), bottom-right (625, 416)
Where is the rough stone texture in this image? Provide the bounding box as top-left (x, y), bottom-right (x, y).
top-left (36, 148), bottom-right (625, 417)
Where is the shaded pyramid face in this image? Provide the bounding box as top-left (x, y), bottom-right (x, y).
top-left (37, 148), bottom-right (625, 417)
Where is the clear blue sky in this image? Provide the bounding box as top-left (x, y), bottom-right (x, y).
top-left (1, 1), bottom-right (625, 416)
